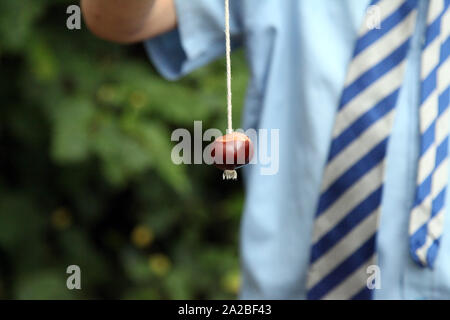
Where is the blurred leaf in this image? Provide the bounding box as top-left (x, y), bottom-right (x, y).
top-left (0, 193), bottom-right (45, 251)
top-left (27, 38), bottom-right (58, 82)
top-left (121, 249), bottom-right (151, 283)
top-left (58, 228), bottom-right (111, 288)
top-left (15, 270), bottom-right (77, 300)
top-left (0, 1), bottom-right (44, 51)
top-left (51, 97), bottom-right (94, 163)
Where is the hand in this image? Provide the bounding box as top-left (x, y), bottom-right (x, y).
top-left (81, 0), bottom-right (176, 44)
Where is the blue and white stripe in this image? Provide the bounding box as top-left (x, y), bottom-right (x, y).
top-left (409, 0), bottom-right (450, 268)
top-left (307, 0), bottom-right (419, 300)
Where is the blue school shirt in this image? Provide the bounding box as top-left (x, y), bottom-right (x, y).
top-left (145, 0), bottom-right (450, 299)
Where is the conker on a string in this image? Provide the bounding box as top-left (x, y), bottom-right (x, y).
top-left (212, 1), bottom-right (252, 180)
top-left (211, 132), bottom-right (254, 180)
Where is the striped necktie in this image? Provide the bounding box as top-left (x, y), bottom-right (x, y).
top-left (306, 0), bottom-right (450, 300)
top-left (409, 0), bottom-right (450, 268)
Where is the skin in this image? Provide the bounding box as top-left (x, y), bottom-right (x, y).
top-left (80, 0), bottom-right (177, 44)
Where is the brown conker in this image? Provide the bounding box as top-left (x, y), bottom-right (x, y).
top-left (211, 132), bottom-right (254, 171)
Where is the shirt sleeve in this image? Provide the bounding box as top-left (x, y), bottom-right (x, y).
top-left (144, 0), bottom-right (243, 81)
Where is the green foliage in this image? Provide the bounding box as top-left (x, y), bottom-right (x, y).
top-left (0, 0), bottom-right (248, 299)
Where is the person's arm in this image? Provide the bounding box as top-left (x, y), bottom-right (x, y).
top-left (81, 0), bottom-right (176, 44)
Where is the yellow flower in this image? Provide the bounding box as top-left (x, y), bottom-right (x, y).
top-left (222, 271), bottom-right (241, 295)
top-left (131, 225), bottom-right (154, 248)
top-left (148, 254), bottom-right (171, 277)
top-left (129, 90), bottom-right (147, 109)
top-left (51, 207), bottom-right (72, 230)
top-left (96, 84), bottom-right (117, 104)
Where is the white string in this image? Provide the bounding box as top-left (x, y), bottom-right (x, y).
top-left (225, 0), bottom-right (233, 134)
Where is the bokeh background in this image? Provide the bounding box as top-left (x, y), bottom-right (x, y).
top-left (0, 0), bottom-right (249, 299)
